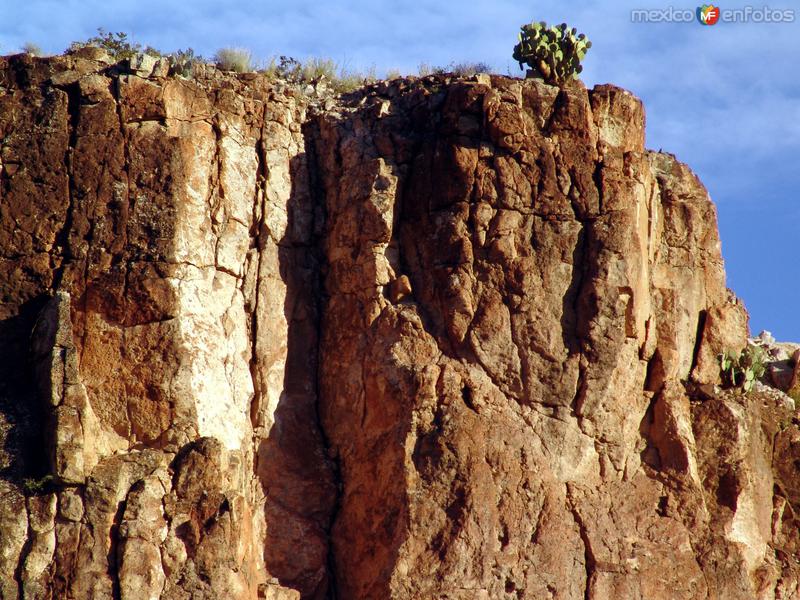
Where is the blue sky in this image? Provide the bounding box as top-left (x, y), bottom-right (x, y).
top-left (2, 1), bottom-right (799, 340)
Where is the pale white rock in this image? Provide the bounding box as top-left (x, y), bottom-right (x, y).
top-left (723, 399), bottom-right (773, 574)
top-left (216, 218), bottom-right (250, 276)
top-left (128, 54), bottom-right (158, 77)
top-left (22, 494), bottom-right (57, 587)
top-left (172, 122), bottom-right (217, 267)
top-left (0, 483), bottom-right (27, 600)
top-left (261, 582), bottom-right (301, 600)
top-left (251, 238), bottom-right (291, 431)
top-left (369, 158), bottom-right (399, 235)
top-left (264, 150), bottom-right (292, 241)
top-left (118, 475), bottom-right (169, 600)
top-left (58, 488), bottom-right (85, 522)
top-left (536, 415), bottom-right (601, 483)
top-left (219, 128), bottom-right (258, 227)
top-left (172, 265), bottom-right (253, 450)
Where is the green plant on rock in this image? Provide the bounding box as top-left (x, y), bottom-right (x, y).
top-left (512, 21), bottom-right (591, 85)
top-left (719, 345), bottom-right (766, 393)
top-left (69, 28), bottom-right (160, 61)
top-left (260, 55), bottom-right (377, 93)
top-left (417, 61), bottom-right (491, 77)
top-left (168, 48), bottom-right (202, 77)
top-left (213, 47), bottom-right (253, 73)
top-left (21, 474), bottom-right (56, 495)
top-left (265, 55), bottom-right (302, 81)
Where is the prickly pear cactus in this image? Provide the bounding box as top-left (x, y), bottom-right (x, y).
top-left (512, 21), bottom-right (592, 85)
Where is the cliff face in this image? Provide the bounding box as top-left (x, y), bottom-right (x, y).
top-left (0, 49), bottom-right (333, 600)
top-left (0, 50), bottom-right (799, 600)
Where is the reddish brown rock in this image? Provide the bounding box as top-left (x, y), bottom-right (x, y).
top-left (0, 54), bottom-right (798, 599)
top-left (0, 52), bottom-right (332, 600)
top-left (314, 75), bottom-right (798, 598)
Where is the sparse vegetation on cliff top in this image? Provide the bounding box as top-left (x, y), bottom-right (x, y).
top-left (213, 47), bottom-right (253, 73)
top-left (12, 28), bottom-right (499, 95)
top-left (417, 61), bottom-right (492, 77)
top-left (69, 28), bottom-right (160, 61)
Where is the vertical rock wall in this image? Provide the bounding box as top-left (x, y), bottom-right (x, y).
top-left (1, 53), bottom-right (799, 599)
top-left (313, 76), bottom-right (799, 599)
top-left (0, 50), bottom-right (333, 600)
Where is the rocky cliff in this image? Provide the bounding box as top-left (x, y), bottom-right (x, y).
top-left (0, 48), bottom-right (799, 600)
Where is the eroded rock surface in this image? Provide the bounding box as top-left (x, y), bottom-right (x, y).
top-left (0, 50), bottom-right (332, 600)
top-left (0, 52), bottom-right (799, 599)
top-left (313, 76), bottom-right (799, 599)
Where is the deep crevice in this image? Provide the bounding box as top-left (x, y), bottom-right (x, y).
top-left (644, 349), bottom-right (666, 394)
top-left (460, 384), bottom-right (478, 413)
top-left (566, 489), bottom-right (595, 600)
top-left (12, 500), bottom-right (32, 598)
top-left (247, 109), bottom-right (268, 429)
top-left (108, 497), bottom-right (127, 600)
top-left (303, 114), bottom-right (342, 600)
top-left (689, 309), bottom-right (708, 379)
top-left (111, 77), bottom-right (133, 324)
top-left (51, 82), bottom-right (81, 292)
top-left (592, 160), bottom-right (604, 216)
top-left (570, 361), bottom-right (588, 418)
top-left (638, 389), bottom-right (663, 471)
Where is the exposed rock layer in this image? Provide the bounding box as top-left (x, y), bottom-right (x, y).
top-left (0, 52), bottom-right (798, 599)
top-left (0, 49), bottom-right (332, 600)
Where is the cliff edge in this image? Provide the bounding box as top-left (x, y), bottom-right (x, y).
top-left (0, 49), bottom-right (799, 599)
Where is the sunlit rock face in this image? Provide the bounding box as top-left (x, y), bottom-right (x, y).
top-left (312, 75), bottom-right (794, 600)
top-left (0, 50), bottom-right (333, 600)
top-left (1, 51), bottom-right (799, 599)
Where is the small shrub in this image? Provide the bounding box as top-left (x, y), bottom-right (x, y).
top-left (385, 69), bottom-right (403, 80)
top-left (719, 345), bottom-right (766, 392)
top-left (22, 474), bottom-right (56, 495)
top-left (429, 65), bottom-right (449, 76)
top-left (21, 42), bottom-right (43, 57)
top-left (512, 21), bottom-right (591, 85)
top-left (788, 384), bottom-right (800, 403)
top-left (417, 61), bottom-right (491, 78)
top-left (446, 61), bottom-right (492, 76)
top-left (214, 47), bottom-right (252, 73)
top-left (333, 65), bottom-right (376, 93)
top-left (260, 55), bottom-right (376, 92)
top-left (260, 55), bottom-right (295, 80)
top-left (259, 56), bottom-right (277, 77)
top-left (69, 28), bottom-right (156, 61)
top-left (301, 57), bottom-right (338, 81)
top-left (261, 56), bottom-right (310, 83)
